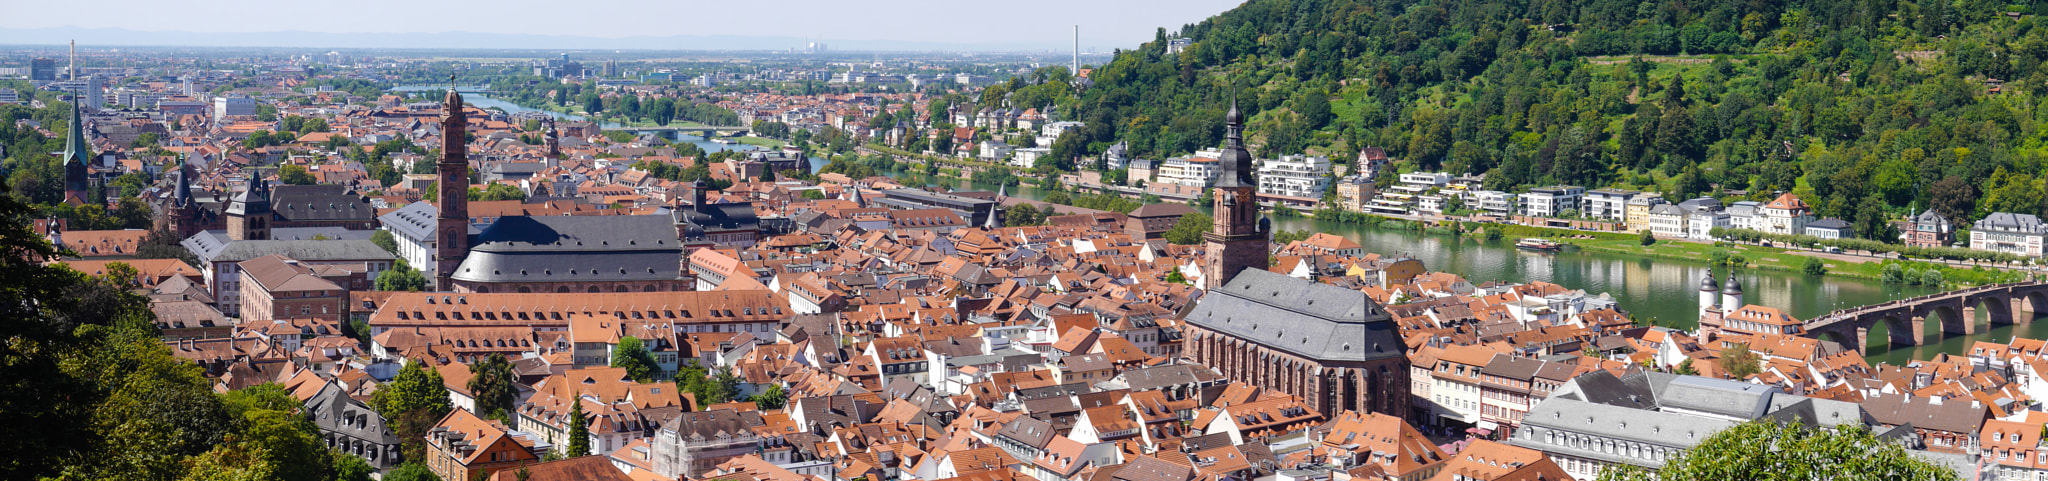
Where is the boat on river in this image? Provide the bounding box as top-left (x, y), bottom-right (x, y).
top-left (1515, 238), bottom-right (1563, 252)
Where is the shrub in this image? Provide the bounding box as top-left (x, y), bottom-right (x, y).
top-left (1802, 256), bottom-right (1827, 276)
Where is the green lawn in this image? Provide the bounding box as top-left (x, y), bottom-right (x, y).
top-left (1570, 238), bottom-right (1878, 279)
top-left (736, 137), bottom-right (785, 148)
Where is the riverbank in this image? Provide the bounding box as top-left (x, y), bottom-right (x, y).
top-left (1567, 237), bottom-right (1871, 278)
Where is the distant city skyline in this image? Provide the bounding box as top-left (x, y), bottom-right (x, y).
top-left (1, 0), bottom-right (1238, 51)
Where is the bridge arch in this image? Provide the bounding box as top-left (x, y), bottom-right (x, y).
top-left (2022, 290), bottom-right (2048, 321)
top-left (1972, 294), bottom-right (2016, 329)
top-left (1874, 314), bottom-right (1917, 349)
top-left (1925, 303), bottom-right (1968, 337)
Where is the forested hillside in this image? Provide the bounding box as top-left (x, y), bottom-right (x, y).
top-left (1060, 0), bottom-right (2048, 240)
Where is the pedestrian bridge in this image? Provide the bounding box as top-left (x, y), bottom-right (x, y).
top-left (1800, 282), bottom-right (2048, 353)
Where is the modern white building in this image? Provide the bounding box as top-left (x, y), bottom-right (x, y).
top-left (1011, 147), bottom-right (1049, 168)
top-left (1582, 188), bottom-right (1641, 222)
top-left (1040, 121), bottom-right (1085, 146)
top-left (1521, 185), bottom-right (1584, 218)
top-left (1367, 172), bottom-right (1450, 215)
top-left (1255, 154), bottom-right (1332, 199)
top-left (213, 96), bottom-right (257, 122)
top-left (980, 141), bottom-right (1015, 163)
top-left (1156, 156), bottom-right (1220, 187)
top-left (1469, 190), bottom-right (1518, 217)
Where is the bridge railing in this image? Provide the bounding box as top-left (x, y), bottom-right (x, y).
top-left (1801, 281), bottom-right (2046, 328)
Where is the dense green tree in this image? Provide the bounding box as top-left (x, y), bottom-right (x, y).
top-left (754, 384), bottom-right (787, 410)
top-left (612, 336), bottom-right (661, 382)
top-left (375, 261), bottom-right (427, 292)
top-left (371, 230), bottom-right (400, 255)
top-left (1163, 213), bottom-right (1213, 245)
top-left (332, 450), bottom-right (375, 481)
top-left (1802, 256), bottom-right (1828, 276)
top-left (372, 360), bottom-right (451, 463)
top-left (468, 353), bottom-right (518, 420)
top-left (383, 463), bottom-right (442, 481)
top-left (566, 401), bottom-right (591, 457)
top-left (373, 360), bottom-right (451, 418)
top-left (1722, 343), bottom-right (1761, 379)
top-left (469, 184), bottom-right (527, 201)
top-left (1005, 204), bottom-right (1044, 227)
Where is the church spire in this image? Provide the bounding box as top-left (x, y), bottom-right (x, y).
top-left (62, 100), bottom-right (90, 203)
top-left (984, 188), bottom-right (1006, 231)
top-left (1214, 96), bottom-right (1254, 188)
top-left (174, 154), bottom-right (192, 206)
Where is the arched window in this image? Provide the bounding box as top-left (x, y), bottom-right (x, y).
top-left (588, 286), bottom-right (601, 293)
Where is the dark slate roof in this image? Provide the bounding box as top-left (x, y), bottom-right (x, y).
top-left (465, 215), bottom-right (679, 253)
top-left (1181, 268), bottom-right (1402, 363)
top-left (1974, 212), bottom-right (2048, 234)
top-left (378, 201), bottom-right (482, 242)
top-left (270, 184), bottom-right (376, 222)
top-left (1560, 370), bottom-right (1658, 411)
top-left (379, 201), bottom-right (439, 241)
top-left (307, 381), bottom-right (401, 445)
top-left (269, 227), bottom-right (374, 241)
top-left (450, 215), bottom-right (683, 283)
top-left (1914, 209), bottom-right (1951, 227)
top-left (182, 234), bottom-right (395, 264)
top-left (676, 202), bottom-right (761, 233)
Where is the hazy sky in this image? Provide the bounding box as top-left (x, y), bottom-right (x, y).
top-left (3, 0), bottom-right (1238, 49)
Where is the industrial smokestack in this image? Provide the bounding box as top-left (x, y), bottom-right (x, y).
top-left (1072, 26), bottom-right (1080, 75)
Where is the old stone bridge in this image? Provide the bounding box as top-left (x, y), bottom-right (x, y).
top-left (1801, 282), bottom-right (2048, 353)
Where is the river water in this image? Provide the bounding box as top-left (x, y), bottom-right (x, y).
top-left (913, 177), bottom-right (2048, 366)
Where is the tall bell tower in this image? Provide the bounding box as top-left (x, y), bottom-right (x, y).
top-left (1204, 100), bottom-right (1269, 288)
top-left (434, 89), bottom-right (471, 291)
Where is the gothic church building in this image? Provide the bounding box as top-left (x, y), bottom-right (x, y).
top-left (1180, 103), bottom-right (1412, 419)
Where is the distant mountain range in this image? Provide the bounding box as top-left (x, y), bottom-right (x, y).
top-left (0, 27), bottom-right (1082, 52)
